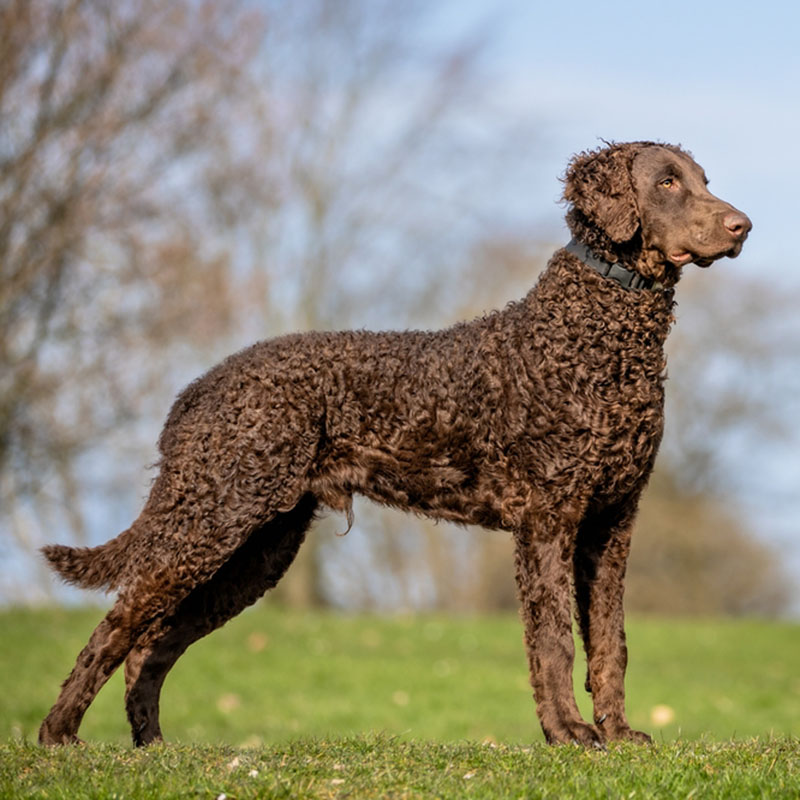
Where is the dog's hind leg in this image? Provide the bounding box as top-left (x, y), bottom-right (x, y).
top-left (39, 497), bottom-right (311, 746)
top-left (123, 495), bottom-right (317, 746)
top-left (38, 575), bottom-right (181, 745)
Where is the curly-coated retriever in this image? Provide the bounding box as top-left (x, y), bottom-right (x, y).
top-left (40, 141), bottom-right (750, 747)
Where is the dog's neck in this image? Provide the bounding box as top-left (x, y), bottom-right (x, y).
top-left (566, 209), bottom-right (682, 288)
top-left (565, 239), bottom-right (661, 291)
top-left (526, 249), bottom-right (677, 365)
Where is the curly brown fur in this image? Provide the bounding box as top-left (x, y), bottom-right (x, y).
top-left (39, 141), bottom-right (750, 747)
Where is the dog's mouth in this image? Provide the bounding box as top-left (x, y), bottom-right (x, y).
top-left (668, 251), bottom-right (694, 266)
top-left (669, 244), bottom-right (742, 269)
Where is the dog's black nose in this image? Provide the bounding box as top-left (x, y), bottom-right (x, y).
top-left (724, 211), bottom-right (752, 239)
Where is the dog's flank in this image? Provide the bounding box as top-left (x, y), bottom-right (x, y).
top-left (40, 142), bottom-right (750, 748)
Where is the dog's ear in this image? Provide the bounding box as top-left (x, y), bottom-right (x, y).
top-left (563, 146), bottom-right (639, 242)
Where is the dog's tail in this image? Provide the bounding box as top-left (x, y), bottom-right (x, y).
top-left (41, 526), bottom-right (137, 591)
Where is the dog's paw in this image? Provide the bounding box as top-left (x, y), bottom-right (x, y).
top-left (38, 723), bottom-right (84, 746)
top-left (616, 728), bottom-right (652, 744)
top-left (596, 716), bottom-right (652, 744)
top-left (544, 719), bottom-right (605, 748)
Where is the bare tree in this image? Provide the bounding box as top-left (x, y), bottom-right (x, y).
top-left (0, 0), bottom-right (542, 602)
top-left (0, 0), bottom-right (266, 598)
top-left (627, 269), bottom-right (798, 616)
top-left (661, 270), bottom-right (800, 499)
top-left (628, 471), bottom-right (790, 617)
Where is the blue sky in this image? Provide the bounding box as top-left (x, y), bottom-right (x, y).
top-left (437, 0), bottom-right (799, 278)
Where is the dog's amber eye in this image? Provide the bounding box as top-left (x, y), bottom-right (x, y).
top-left (659, 178), bottom-right (674, 188)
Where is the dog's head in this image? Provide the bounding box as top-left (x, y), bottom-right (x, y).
top-left (563, 142), bottom-right (751, 275)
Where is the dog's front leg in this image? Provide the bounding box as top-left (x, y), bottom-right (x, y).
top-left (572, 499), bottom-right (651, 744)
top-left (513, 513), bottom-right (601, 746)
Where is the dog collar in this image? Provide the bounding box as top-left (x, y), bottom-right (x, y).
top-left (565, 239), bottom-right (661, 291)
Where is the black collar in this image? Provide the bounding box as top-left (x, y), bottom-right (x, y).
top-left (565, 239), bottom-right (661, 291)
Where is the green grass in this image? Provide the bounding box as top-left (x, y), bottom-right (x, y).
top-left (3, 736), bottom-right (800, 799)
top-left (2, 605), bottom-right (800, 797)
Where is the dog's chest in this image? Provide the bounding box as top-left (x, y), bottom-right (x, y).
top-left (510, 302), bottom-right (669, 504)
top-left (561, 338), bottom-right (667, 501)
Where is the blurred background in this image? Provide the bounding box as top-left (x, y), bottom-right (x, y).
top-left (1, 0), bottom-right (798, 617)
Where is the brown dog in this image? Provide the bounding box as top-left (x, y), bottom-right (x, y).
top-left (40, 142), bottom-right (750, 747)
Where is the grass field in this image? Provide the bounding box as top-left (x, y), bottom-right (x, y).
top-left (2, 604), bottom-right (799, 797)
